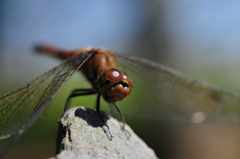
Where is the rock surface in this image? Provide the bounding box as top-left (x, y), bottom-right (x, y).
top-left (50, 106), bottom-right (158, 159)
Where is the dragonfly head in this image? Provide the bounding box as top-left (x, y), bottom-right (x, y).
top-left (97, 68), bottom-right (132, 103)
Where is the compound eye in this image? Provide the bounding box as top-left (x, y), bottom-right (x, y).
top-left (105, 68), bottom-right (123, 82)
top-left (123, 72), bottom-right (132, 87)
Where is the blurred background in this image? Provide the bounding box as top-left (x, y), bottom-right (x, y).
top-left (1, 0), bottom-right (240, 159)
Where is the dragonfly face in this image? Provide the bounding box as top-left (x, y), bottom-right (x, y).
top-left (1, 44), bottom-right (240, 158)
top-left (97, 68), bottom-right (132, 103)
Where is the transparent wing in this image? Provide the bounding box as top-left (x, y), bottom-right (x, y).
top-left (0, 52), bottom-right (93, 139)
top-left (115, 53), bottom-right (240, 126)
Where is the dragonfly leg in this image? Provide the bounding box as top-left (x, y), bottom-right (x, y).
top-left (95, 93), bottom-right (110, 129)
top-left (112, 103), bottom-right (125, 130)
top-left (112, 103), bottom-right (131, 138)
top-left (64, 88), bottom-right (97, 111)
top-left (96, 93), bottom-right (113, 139)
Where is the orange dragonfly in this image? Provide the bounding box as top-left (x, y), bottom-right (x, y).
top-left (1, 44), bottom-right (240, 156)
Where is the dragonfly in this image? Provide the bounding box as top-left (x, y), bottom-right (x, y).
top-left (1, 44), bottom-right (240, 157)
